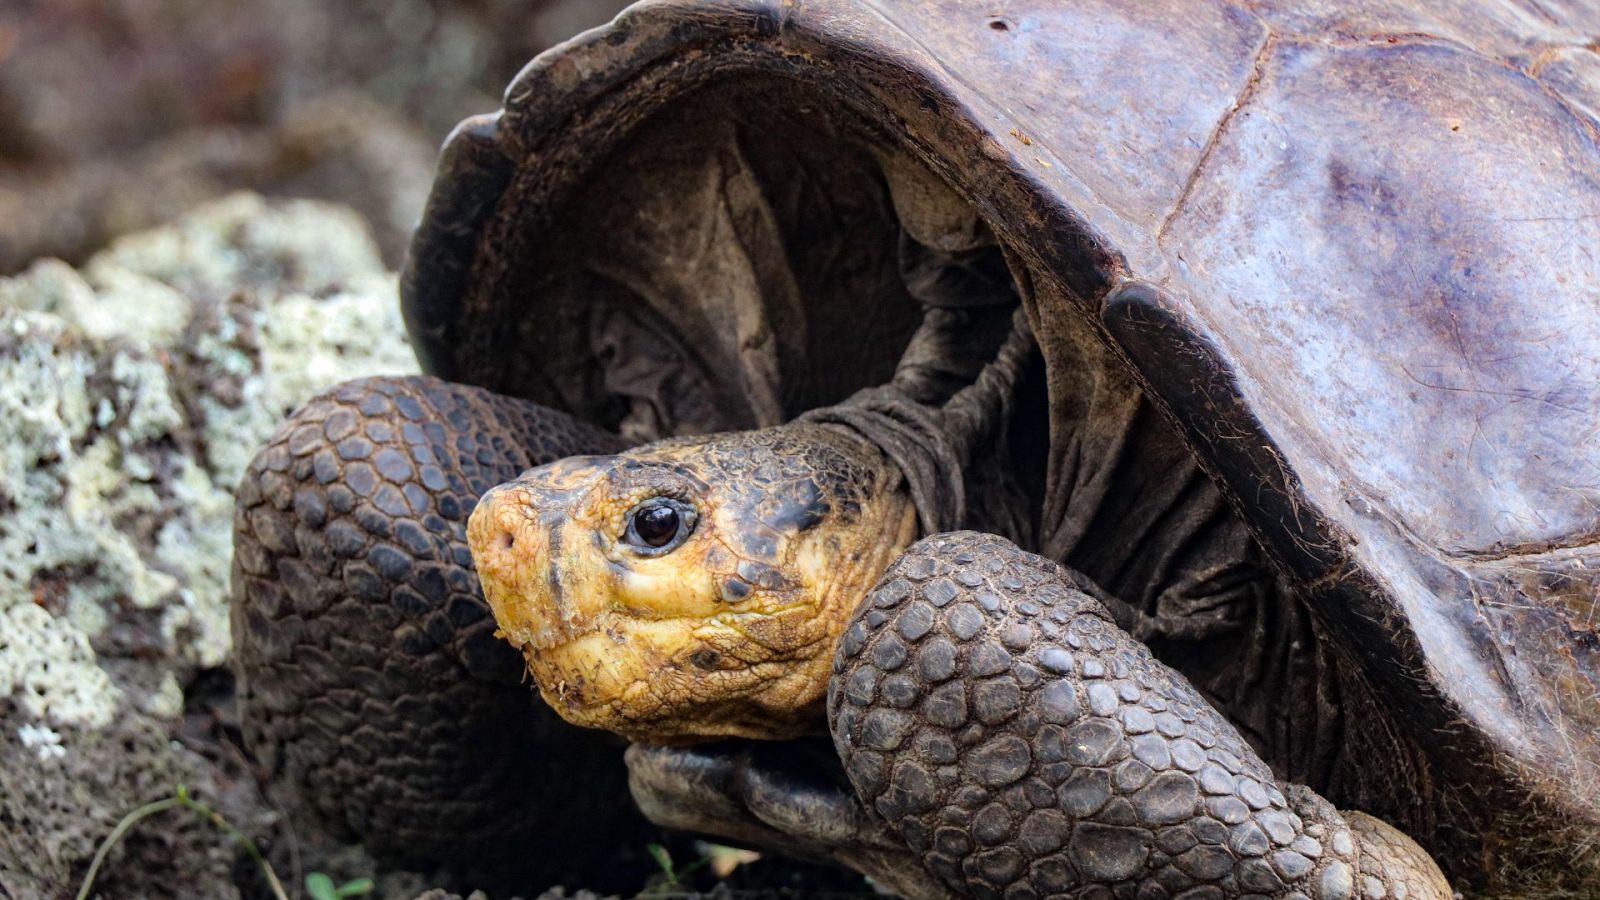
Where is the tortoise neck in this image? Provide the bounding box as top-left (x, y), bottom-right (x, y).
top-left (941, 307), bottom-right (1035, 472)
top-left (797, 307), bottom-right (1034, 537)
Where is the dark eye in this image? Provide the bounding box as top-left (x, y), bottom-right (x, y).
top-left (624, 498), bottom-right (696, 553)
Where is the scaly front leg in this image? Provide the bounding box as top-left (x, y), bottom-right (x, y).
top-left (832, 531), bottom-right (1451, 900)
top-left (232, 375), bottom-right (649, 887)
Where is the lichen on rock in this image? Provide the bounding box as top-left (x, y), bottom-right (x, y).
top-left (0, 193), bottom-right (417, 896)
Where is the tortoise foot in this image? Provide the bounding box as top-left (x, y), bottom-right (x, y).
top-left (231, 374), bottom-right (649, 887)
top-left (829, 531), bottom-right (1452, 899)
top-left (626, 738), bottom-right (957, 900)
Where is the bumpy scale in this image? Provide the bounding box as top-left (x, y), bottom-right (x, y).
top-left (832, 532), bottom-right (1451, 900)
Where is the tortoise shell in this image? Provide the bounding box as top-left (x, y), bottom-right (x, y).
top-left (401, 0), bottom-right (1600, 862)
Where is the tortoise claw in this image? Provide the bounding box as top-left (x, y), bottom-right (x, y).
top-left (626, 739), bottom-right (958, 899)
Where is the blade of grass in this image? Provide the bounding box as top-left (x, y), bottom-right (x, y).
top-left (74, 797), bottom-right (183, 900)
top-left (74, 785), bottom-right (289, 900)
top-left (175, 785), bottom-right (289, 900)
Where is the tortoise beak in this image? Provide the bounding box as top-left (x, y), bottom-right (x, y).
top-left (467, 475), bottom-right (608, 652)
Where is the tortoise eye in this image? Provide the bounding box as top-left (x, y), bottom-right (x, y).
top-left (624, 498), bottom-right (696, 553)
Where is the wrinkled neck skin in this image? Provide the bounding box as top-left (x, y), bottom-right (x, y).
top-left (468, 423), bottom-right (918, 743)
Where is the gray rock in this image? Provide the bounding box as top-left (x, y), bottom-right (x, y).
top-left (0, 193), bottom-right (415, 896)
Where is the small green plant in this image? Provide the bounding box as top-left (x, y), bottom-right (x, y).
top-left (74, 783), bottom-right (367, 900)
top-left (642, 841), bottom-right (710, 894)
top-left (305, 872), bottom-right (374, 900)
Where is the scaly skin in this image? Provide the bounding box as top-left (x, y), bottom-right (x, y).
top-left (832, 532), bottom-right (1453, 900)
top-left (469, 427), bottom-right (1454, 899)
top-left (468, 424), bottom-right (918, 742)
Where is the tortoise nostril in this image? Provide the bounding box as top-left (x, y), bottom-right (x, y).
top-left (498, 531), bottom-right (515, 551)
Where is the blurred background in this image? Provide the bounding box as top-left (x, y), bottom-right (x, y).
top-left (0, 0), bottom-right (631, 273)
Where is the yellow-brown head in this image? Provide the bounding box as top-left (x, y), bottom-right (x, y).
top-left (467, 424), bottom-right (917, 743)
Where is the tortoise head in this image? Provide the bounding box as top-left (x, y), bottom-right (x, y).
top-left (467, 424), bottom-right (918, 743)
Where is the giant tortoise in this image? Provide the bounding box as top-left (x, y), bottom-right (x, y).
top-left (230, 0), bottom-right (1600, 896)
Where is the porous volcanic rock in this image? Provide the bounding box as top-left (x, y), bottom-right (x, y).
top-left (0, 193), bottom-right (415, 897)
